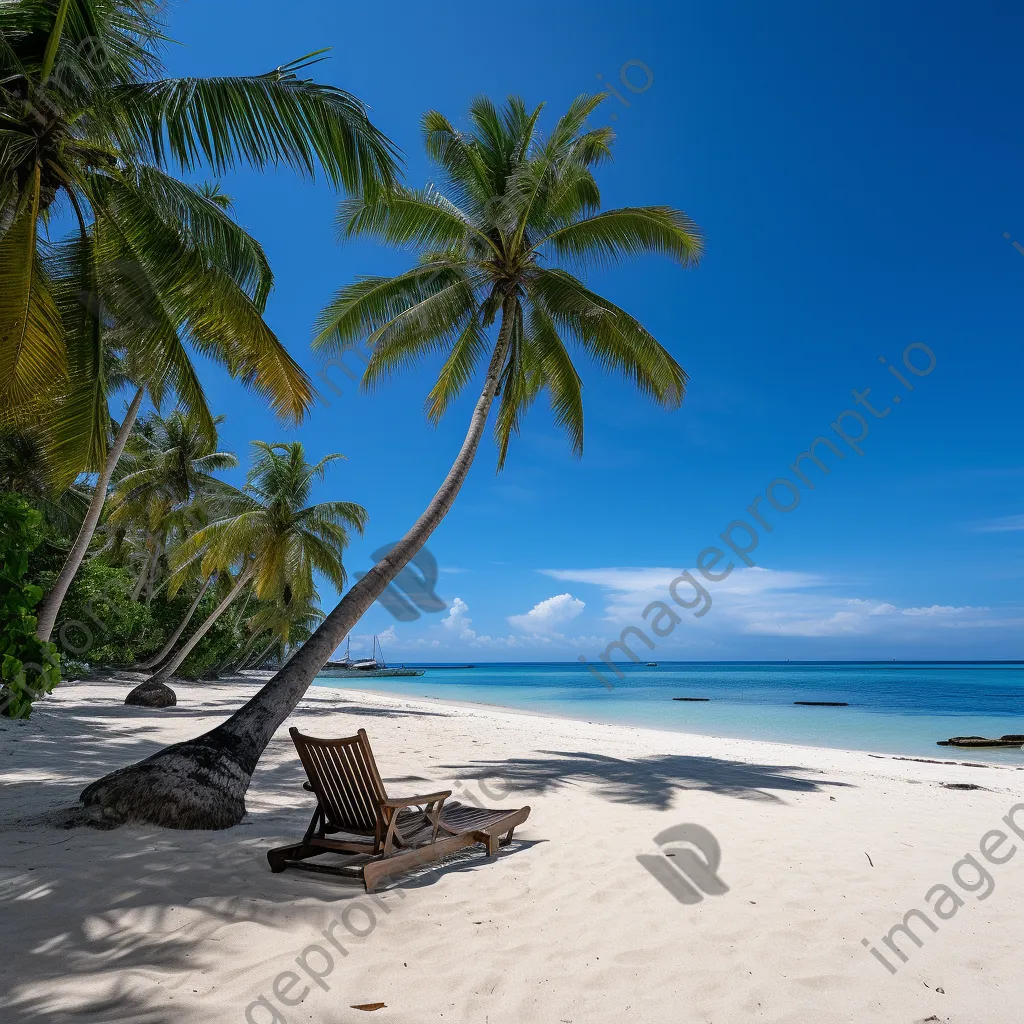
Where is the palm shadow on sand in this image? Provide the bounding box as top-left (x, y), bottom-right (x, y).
top-left (441, 749), bottom-right (852, 809)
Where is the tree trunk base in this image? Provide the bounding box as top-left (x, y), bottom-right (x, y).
top-left (79, 732), bottom-right (252, 829)
top-left (125, 679), bottom-right (177, 708)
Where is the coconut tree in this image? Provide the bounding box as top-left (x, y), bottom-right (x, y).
top-left (1, 0), bottom-right (399, 638)
top-left (136, 572), bottom-right (215, 671)
top-left (235, 596), bottom-right (324, 672)
top-left (81, 93), bottom-right (703, 828)
top-left (141, 442), bottom-right (366, 689)
top-left (107, 408), bottom-right (237, 601)
top-left (103, 408), bottom-right (236, 668)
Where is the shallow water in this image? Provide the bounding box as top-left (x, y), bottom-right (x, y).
top-left (313, 661), bottom-right (1024, 762)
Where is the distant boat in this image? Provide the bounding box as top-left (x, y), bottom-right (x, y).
top-left (646, 662), bottom-right (658, 667)
top-left (321, 635), bottom-right (424, 678)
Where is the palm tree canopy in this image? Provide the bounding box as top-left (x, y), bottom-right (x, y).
top-left (0, 0), bottom-right (400, 478)
top-left (313, 93), bottom-right (703, 467)
top-left (108, 407), bottom-right (238, 524)
top-left (171, 441), bottom-right (367, 610)
top-left (247, 594), bottom-right (325, 647)
top-left (98, 407), bottom-right (237, 589)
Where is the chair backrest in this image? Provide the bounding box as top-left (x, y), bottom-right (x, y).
top-left (289, 727), bottom-right (388, 833)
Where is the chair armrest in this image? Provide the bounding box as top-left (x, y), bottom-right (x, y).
top-left (381, 790), bottom-right (452, 810)
top-left (379, 790), bottom-right (452, 853)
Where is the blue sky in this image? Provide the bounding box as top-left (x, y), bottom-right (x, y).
top-left (156, 0), bottom-right (1023, 660)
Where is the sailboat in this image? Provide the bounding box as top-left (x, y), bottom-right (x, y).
top-left (321, 635), bottom-right (425, 678)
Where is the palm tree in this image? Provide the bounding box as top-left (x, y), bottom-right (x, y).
top-left (236, 596), bottom-right (324, 672)
top-left (99, 408), bottom-right (236, 669)
top-left (1, 0), bottom-right (399, 638)
top-left (80, 94), bottom-right (703, 828)
top-left (136, 572), bottom-right (216, 672)
top-left (107, 408), bottom-right (237, 600)
top-left (143, 442), bottom-right (366, 687)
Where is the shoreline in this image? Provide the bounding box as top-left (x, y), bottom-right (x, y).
top-left (310, 675), bottom-right (1024, 771)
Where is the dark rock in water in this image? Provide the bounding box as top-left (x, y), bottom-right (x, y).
top-left (1000, 734), bottom-right (1024, 742)
top-left (125, 680), bottom-right (177, 708)
top-left (673, 697), bottom-right (711, 702)
top-left (794, 701), bottom-right (849, 707)
top-left (937, 735), bottom-right (1024, 748)
top-left (940, 783), bottom-right (985, 790)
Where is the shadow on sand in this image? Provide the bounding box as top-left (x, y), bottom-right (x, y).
top-left (441, 748), bottom-right (851, 809)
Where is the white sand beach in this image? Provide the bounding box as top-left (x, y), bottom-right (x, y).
top-left (2, 677), bottom-right (1023, 1024)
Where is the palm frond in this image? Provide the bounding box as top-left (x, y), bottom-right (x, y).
top-left (110, 65), bottom-right (399, 192)
top-left (528, 300), bottom-right (584, 458)
top-left (0, 200), bottom-right (64, 421)
top-left (537, 205), bottom-right (705, 269)
top-left (337, 186), bottom-right (494, 254)
top-left (532, 267), bottom-right (687, 406)
top-left (424, 314), bottom-right (487, 424)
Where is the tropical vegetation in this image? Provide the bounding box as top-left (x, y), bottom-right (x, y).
top-left (0, 0), bottom-right (398, 650)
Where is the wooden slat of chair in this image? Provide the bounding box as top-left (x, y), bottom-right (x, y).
top-left (267, 727), bottom-right (531, 891)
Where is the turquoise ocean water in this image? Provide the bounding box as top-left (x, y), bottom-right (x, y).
top-left (313, 662), bottom-right (1024, 762)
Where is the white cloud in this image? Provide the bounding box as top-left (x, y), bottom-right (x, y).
top-left (542, 565), bottom-right (1017, 641)
top-left (508, 593), bottom-right (586, 634)
top-left (970, 514), bottom-right (1024, 533)
top-left (441, 597), bottom-right (469, 629)
top-left (441, 597), bottom-right (477, 641)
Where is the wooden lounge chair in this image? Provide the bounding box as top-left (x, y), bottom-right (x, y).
top-left (267, 727), bottom-right (531, 892)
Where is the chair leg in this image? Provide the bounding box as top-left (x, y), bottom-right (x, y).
top-left (500, 827), bottom-right (516, 847)
top-left (267, 842), bottom-right (321, 873)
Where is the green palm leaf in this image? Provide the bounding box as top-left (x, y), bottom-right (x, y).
top-left (0, 200), bottom-right (64, 420)
top-left (110, 57), bottom-right (399, 192)
top-left (538, 206), bottom-right (705, 269)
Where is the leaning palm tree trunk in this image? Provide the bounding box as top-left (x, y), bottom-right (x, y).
top-left (244, 639), bottom-right (277, 671)
top-left (229, 629), bottom-right (266, 672)
top-left (147, 567), bottom-right (254, 684)
top-left (130, 549), bottom-right (153, 601)
top-left (36, 387), bottom-right (146, 641)
top-left (80, 301), bottom-right (514, 828)
top-left (136, 574), bottom-right (215, 671)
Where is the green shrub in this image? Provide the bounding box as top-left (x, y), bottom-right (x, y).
top-left (0, 494), bottom-right (61, 718)
top-left (45, 562), bottom-right (154, 666)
